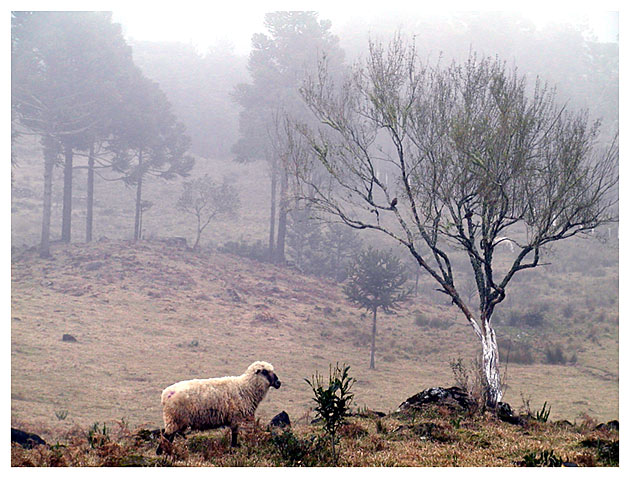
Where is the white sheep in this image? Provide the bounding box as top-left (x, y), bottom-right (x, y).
top-left (156, 361), bottom-right (281, 454)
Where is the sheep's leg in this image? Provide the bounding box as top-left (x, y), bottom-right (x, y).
top-left (230, 424), bottom-right (239, 447)
top-left (156, 430), bottom-right (180, 455)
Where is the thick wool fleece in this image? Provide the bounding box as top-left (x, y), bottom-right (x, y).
top-left (161, 361), bottom-right (277, 434)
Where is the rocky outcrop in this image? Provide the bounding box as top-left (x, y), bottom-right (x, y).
top-left (396, 386), bottom-right (474, 413)
top-left (11, 428), bottom-right (46, 448)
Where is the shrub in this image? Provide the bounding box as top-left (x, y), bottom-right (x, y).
top-left (581, 439), bottom-right (619, 466)
top-left (305, 363), bottom-right (356, 465)
top-left (87, 423), bottom-right (110, 449)
top-left (562, 302), bottom-right (575, 319)
top-left (414, 314), bottom-right (429, 326)
top-left (55, 410), bottom-right (69, 421)
top-left (271, 430), bottom-right (321, 466)
top-left (449, 357), bottom-right (489, 411)
top-left (218, 239), bottom-right (269, 262)
top-left (534, 401), bottom-right (551, 422)
top-left (521, 449), bottom-right (563, 467)
top-left (497, 338), bottom-right (535, 365)
top-left (508, 308), bottom-right (545, 328)
top-left (544, 344), bottom-right (567, 365)
top-left (414, 314), bottom-right (453, 329)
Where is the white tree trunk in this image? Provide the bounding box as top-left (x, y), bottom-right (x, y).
top-left (481, 325), bottom-right (502, 407)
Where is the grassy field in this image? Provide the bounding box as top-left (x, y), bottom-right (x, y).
top-left (10, 137), bottom-right (619, 466)
top-left (11, 240), bottom-right (618, 433)
top-left (11, 399), bottom-right (619, 467)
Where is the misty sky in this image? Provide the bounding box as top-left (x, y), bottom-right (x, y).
top-left (109, 2), bottom-right (619, 55)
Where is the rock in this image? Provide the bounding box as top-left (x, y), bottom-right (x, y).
top-left (396, 386), bottom-right (474, 413)
top-left (11, 428), bottom-right (46, 448)
top-left (595, 420), bottom-right (619, 431)
top-left (496, 401), bottom-right (523, 425)
top-left (61, 334), bottom-right (77, 343)
top-left (269, 411), bottom-right (291, 429)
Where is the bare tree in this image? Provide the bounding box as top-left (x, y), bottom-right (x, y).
top-left (177, 175), bottom-right (240, 250)
top-left (292, 37), bottom-right (618, 406)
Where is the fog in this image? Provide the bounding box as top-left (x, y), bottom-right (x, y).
top-left (10, 8), bottom-right (619, 456)
top-left (111, 6), bottom-right (619, 55)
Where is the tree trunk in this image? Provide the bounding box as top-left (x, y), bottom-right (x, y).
top-left (61, 144), bottom-right (73, 243)
top-left (275, 166), bottom-right (288, 264)
top-left (268, 158), bottom-right (277, 261)
top-left (370, 307), bottom-right (377, 369)
top-left (134, 152), bottom-right (143, 241)
top-left (39, 144), bottom-right (55, 258)
top-left (193, 213), bottom-right (202, 250)
top-left (481, 322), bottom-right (502, 407)
top-left (85, 142), bottom-right (95, 243)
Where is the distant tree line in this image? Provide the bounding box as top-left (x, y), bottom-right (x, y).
top-left (232, 11), bottom-right (345, 264)
top-left (11, 11), bottom-right (194, 257)
top-left (130, 40), bottom-right (247, 160)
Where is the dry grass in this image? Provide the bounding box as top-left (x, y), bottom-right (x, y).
top-left (10, 404), bottom-right (618, 467)
top-left (11, 240), bottom-right (618, 445)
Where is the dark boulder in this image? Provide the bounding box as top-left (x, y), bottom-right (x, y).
top-left (496, 401), bottom-right (524, 425)
top-left (61, 334), bottom-right (77, 343)
top-left (595, 420), bottom-right (619, 431)
top-left (11, 428), bottom-right (46, 448)
top-left (397, 386), bottom-right (474, 413)
top-left (269, 411), bottom-right (291, 429)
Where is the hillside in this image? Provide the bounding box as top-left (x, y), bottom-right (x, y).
top-left (11, 239), bottom-right (618, 444)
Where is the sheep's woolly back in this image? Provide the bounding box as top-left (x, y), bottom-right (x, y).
top-left (161, 361), bottom-right (277, 434)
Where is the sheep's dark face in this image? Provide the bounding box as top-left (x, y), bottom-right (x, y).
top-left (257, 368), bottom-right (281, 389)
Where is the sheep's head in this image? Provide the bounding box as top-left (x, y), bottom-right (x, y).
top-left (249, 361), bottom-right (281, 389)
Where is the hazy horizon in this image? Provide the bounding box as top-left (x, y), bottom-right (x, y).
top-left (110, 5), bottom-right (619, 56)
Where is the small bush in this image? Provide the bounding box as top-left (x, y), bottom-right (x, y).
top-left (535, 401), bottom-right (551, 423)
top-left (272, 430), bottom-right (311, 466)
top-left (305, 363), bottom-right (356, 465)
top-left (55, 410), bottom-right (69, 421)
top-left (508, 309), bottom-right (545, 328)
top-left (87, 423), bottom-right (110, 449)
top-left (562, 303), bottom-right (575, 319)
top-left (498, 338), bottom-right (535, 365)
top-left (544, 344), bottom-right (567, 365)
top-left (414, 314), bottom-right (452, 329)
top-left (271, 430), bottom-right (327, 466)
top-left (581, 439), bottom-right (619, 466)
top-left (521, 449), bottom-right (564, 467)
top-left (218, 239), bottom-right (269, 262)
top-left (449, 357), bottom-right (489, 411)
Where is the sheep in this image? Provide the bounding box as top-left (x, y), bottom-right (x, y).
top-left (156, 361), bottom-right (281, 454)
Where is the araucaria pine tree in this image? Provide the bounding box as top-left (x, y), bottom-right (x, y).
top-left (343, 248), bottom-right (410, 369)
